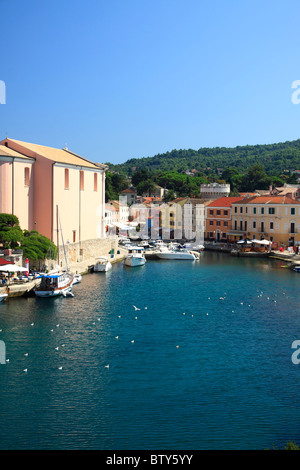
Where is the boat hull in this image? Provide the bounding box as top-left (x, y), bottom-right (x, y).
top-left (94, 263), bottom-right (112, 272)
top-left (157, 252), bottom-right (196, 260)
top-left (0, 294), bottom-right (8, 302)
top-left (35, 273), bottom-right (74, 297)
top-left (124, 256), bottom-right (146, 267)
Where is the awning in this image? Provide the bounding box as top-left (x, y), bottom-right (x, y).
top-left (252, 239), bottom-right (271, 245)
top-left (0, 264), bottom-right (28, 272)
top-left (0, 258), bottom-right (12, 265)
top-left (226, 232), bottom-right (245, 236)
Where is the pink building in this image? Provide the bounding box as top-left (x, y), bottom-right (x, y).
top-left (0, 138), bottom-right (107, 248)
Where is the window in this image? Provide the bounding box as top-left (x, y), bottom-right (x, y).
top-left (268, 207), bottom-right (275, 215)
top-left (234, 207), bottom-right (237, 213)
top-left (291, 208), bottom-right (295, 215)
top-left (209, 209), bottom-right (214, 215)
top-left (217, 210), bottom-right (221, 215)
top-left (240, 220), bottom-right (243, 230)
top-left (24, 167), bottom-right (30, 186)
top-left (270, 221), bottom-right (274, 230)
top-left (217, 221), bottom-right (221, 226)
top-left (291, 222), bottom-right (295, 233)
top-left (94, 173), bottom-right (98, 191)
top-left (253, 207), bottom-right (256, 214)
top-left (253, 221), bottom-right (256, 229)
top-left (64, 168), bottom-right (69, 190)
top-left (261, 207), bottom-right (264, 215)
top-left (224, 221), bottom-right (228, 227)
top-left (73, 230), bottom-right (76, 243)
top-left (234, 220), bottom-right (237, 230)
top-left (224, 210), bottom-right (228, 216)
top-left (240, 207), bottom-right (243, 213)
top-left (209, 220), bottom-right (214, 226)
top-left (244, 221), bottom-right (247, 231)
top-left (261, 221), bottom-right (264, 233)
top-left (80, 171), bottom-right (84, 190)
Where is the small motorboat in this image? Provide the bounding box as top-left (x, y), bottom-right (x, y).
top-left (72, 274), bottom-right (82, 285)
top-left (124, 247), bottom-right (146, 267)
top-left (94, 256), bottom-right (112, 272)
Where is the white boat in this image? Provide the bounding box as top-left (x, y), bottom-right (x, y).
top-left (124, 247), bottom-right (146, 267)
top-left (156, 247), bottom-right (197, 260)
top-left (94, 256), bottom-right (112, 272)
top-left (72, 273), bottom-right (82, 285)
top-left (35, 271), bottom-right (74, 297)
top-left (0, 293), bottom-right (8, 302)
top-left (183, 243), bottom-right (204, 252)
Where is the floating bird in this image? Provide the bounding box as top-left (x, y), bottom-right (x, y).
top-left (115, 336), bottom-right (119, 340)
top-left (131, 340), bottom-right (135, 343)
top-left (24, 353), bottom-right (28, 357)
top-left (58, 366), bottom-right (63, 370)
top-left (144, 307), bottom-right (147, 310)
top-left (23, 369), bottom-right (27, 373)
top-left (182, 312), bottom-right (186, 315)
top-left (133, 305), bottom-right (140, 311)
top-left (135, 316), bottom-right (138, 320)
top-left (30, 323), bottom-right (34, 326)
top-left (118, 315), bottom-right (121, 318)
top-left (55, 347), bottom-right (59, 351)
top-left (104, 364), bottom-right (109, 369)
top-left (176, 345), bottom-right (179, 348)
top-left (6, 359), bottom-right (9, 362)
top-left (50, 329), bottom-right (54, 332)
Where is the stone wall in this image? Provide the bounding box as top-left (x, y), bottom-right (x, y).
top-left (33, 236), bottom-right (119, 272)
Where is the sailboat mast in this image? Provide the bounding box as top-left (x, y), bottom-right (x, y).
top-left (56, 204), bottom-right (59, 266)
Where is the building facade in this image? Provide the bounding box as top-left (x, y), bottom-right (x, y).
top-left (230, 196), bottom-right (300, 246)
top-left (0, 138), bottom-right (107, 251)
top-left (205, 197), bottom-right (245, 242)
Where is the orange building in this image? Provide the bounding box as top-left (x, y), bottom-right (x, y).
top-left (205, 197), bottom-right (245, 242)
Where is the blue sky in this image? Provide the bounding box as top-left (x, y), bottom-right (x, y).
top-left (1, 0), bottom-right (300, 164)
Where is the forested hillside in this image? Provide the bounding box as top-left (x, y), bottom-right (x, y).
top-left (107, 139), bottom-right (300, 176)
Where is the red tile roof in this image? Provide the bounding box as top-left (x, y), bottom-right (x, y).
top-left (236, 195), bottom-right (300, 204)
top-left (207, 197), bottom-right (245, 207)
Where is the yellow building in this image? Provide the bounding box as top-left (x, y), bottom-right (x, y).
top-left (231, 196), bottom-right (300, 246)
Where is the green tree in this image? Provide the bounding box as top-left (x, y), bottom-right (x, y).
top-left (136, 179), bottom-right (157, 196)
top-left (21, 230), bottom-right (57, 261)
top-left (241, 164), bottom-right (270, 191)
top-left (0, 213), bottom-right (23, 248)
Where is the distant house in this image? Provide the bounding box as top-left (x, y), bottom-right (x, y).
top-left (121, 188), bottom-right (137, 205)
top-left (269, 184), bottom-right (300, 200)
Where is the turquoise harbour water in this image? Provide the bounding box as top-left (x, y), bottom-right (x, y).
top-left (1, 251), bottom-right (300, 450)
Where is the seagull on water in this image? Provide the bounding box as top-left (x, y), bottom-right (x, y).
top-left (133, 305), bottom-right (140, 311)
top-left (104, 364), bottom-right (109, 369)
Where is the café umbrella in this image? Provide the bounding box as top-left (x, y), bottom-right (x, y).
top-left (0, 264), bottom-right (28, 272)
